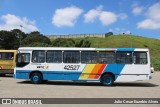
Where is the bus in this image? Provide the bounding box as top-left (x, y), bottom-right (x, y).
top-left (14, 47), bottom-right (151, 86)
top-left (0, 50), bottom-right (17, 76)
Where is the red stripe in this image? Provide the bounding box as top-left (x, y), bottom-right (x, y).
top-left (94, 64), bottom-right (106, 79)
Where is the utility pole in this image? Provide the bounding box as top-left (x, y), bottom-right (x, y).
top-left (20, 25), bottom-right (23, 47)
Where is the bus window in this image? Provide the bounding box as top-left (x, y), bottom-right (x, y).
top-left (46, 51), bottom-right (62, 63)
top-left (116, 52), bottom-right (132, 64)
top-left (133, 52), bottom-right (147, 64)
top-left (16, 53), bottom-right (30, 67)
top-left (81, 51), bottom-right (97, 64)
top-left (32, 50), bottom-right (45, 63)
top-left (63, 51), bottom-right (80, 63)
top-left (99, 51), bottom-right (115, 64)
top-left (0, 52), bottom-right (14, 60)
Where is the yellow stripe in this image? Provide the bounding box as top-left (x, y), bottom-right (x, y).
top-left (88, 64), bottom-right (101, 79)
top-left (79, 64), bottom-right (95, 79)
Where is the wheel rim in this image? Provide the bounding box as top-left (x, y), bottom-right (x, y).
top-left (104, 77), bottom-right (112, 85)
top-left (33, 75), bottom-right (39, 82)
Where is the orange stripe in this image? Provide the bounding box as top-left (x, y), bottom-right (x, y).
top-left (94, 64), bottom-right (106, 79)
top-left (88, 64), bottom-right (100, 79)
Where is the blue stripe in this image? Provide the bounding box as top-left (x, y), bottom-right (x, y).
top-left (15, 72), bottom-right (30, 79)
top-left (16, 70), bottom-right (31, 73)
top-left (43, 72), bottom-right (81, 80)
top-left (103, 64), bottom-right (117, 74)
top-left (103, 64), bottom-right (125, 80)
top-left (117, 48), bottom-right (135, 51)
top-left (15, 70), bottom-right (82, 81)
top-left (115, 64), bottom-right (125, 80)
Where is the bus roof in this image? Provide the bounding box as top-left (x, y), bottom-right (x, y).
top-left (0, 50), bottom-right (17, 52)
top-left (18, 47), bottom-right (149, 52)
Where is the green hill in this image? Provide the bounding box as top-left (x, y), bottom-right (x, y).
top-left (73, 35), bottom-right (160, 71)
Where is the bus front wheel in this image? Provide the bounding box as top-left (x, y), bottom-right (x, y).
top-left (31, 73), bottom-right (43, 84)
top-left (101, 74), bottom-right (114, 86)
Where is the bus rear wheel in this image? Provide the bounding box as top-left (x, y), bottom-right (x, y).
top-left (101, 74), bottom-right (114, 86)
top-left (31, 73), bottom-right (43, 84)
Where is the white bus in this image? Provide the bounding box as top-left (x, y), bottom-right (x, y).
top-left (14, 47), bottom-right (151, 86)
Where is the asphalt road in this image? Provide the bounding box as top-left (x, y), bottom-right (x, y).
top-left (0, 72), bottom-right (160, 107)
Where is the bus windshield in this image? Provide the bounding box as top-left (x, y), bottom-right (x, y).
top-left (16, 53), bottom-right (30, 67)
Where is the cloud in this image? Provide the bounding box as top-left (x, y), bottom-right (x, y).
top-left (147, 2), bottom-right (160, 20)
top-left (118, 13), bottom-right (128, 20)
top-left (84, 5), bottom-right (117, 26)
top-left (99, 11), bottom-right (117, 26)
top-left (0, 14), bottom-right (38, 32)
top-left (84, 5), bottom-right (103, 23)
top-left (132, 6), bottom-right (144, 15)
top-left (137, 19), bottom-right (160, 29)
top-left (109, 28), bottom-right (131, 35)
top-left (137, 2), bottom-right (160, 30)
top-left (52, 6), bottom-right (83, 27)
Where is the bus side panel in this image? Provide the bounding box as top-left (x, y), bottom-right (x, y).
top-left (15, 70), bottom-right (30, 79)
top-left (115, 64), bottom-right (151, 81)
top-left (115, 75), bottom-right (150, 82)
top-left (43, 71), bottom-right (81, 80)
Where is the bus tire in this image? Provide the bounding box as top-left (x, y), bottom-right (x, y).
top-left (101, 74), bottom-right (114, 86)
top-left (31, 73), bottom-right (43, 84)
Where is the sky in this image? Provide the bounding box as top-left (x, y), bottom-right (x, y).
top-left (0, 0), bottom-right (160, 39)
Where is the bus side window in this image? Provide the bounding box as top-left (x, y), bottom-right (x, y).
top-left (63, 51), bottom-right (80, 63)
top-left (46, 50), bottom-right (62, 63)
top-left (99, 51), bottom-right (115, 64)
top-left (133, 52), bottom-right (147, 64)
top-left (116, 52), bottom-right (132, 64)
top-left (81, 51), bottom-right (97, 64)
top-left (32, 50), bottom-right (45, 63)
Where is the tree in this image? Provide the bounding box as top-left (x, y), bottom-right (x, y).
top-left (11, 29), bottom-right (26, 39)
top-left (11, 29), bottom-right (27, 48)
top-left (75, 39), bottom-right (91, 47)
top-left (22, 31), bottom-right (51, 47)
top-left (0, 30), bottom-right (18, 49)
top-left (52, 38), bottom-right (75, 47)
